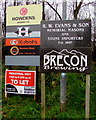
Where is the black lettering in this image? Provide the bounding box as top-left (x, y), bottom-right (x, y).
top-left (12, 16), bottom-right (35, 21)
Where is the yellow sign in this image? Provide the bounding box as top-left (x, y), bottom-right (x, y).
top-left (6, 4), bottom-right (42, 26)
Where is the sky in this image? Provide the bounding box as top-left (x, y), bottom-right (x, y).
top-left (1, 0), bottom-right (95, 3)
top-left (0, 0), bottom-right (95, 22)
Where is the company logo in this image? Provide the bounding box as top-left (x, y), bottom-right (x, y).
top-left (43, 49), bottom-right (88, 72)
top-left (15, 27), bottom-right (32, 36)
top-left (10, 40), bottom-right (18, 45)
top-left (10, 46), bottom-right (19, 55)
top-left (20, 8), bottom-right (28, 16)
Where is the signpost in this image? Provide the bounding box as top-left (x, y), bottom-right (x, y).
top-left (5, 4), bottom-right (42, 66)
top-left (4, 3), bottom-right (92, 119)
top-left (5, 70), bottom-right (36, 95)
top-left (40, 19), bottom-right (92, 119)
top-left (40, 20), bottom-right (91, 73)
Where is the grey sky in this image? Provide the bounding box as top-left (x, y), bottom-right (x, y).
top-left (1, 0), bottom-right (95, 21)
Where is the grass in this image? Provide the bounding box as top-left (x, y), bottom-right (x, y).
top-left (1, 63), bottom-right (96, 119)
top-left (2, 94), bottom-right (41, 119)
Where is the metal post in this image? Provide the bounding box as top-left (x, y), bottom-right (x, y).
top-left (55, 4), bottom-right (58, 20)
top-left (14, 0), bottom-right (18, 6)
top-left (42, 0), bottom-right (45, 20)
top-left (62, 0), bottom-right (67, 20)
top-left (60, 0), bottom-right (67, 112)
top-left (60, 73), bottom-right (66, 111)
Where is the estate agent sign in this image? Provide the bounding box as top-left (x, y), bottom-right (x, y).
top-left (5, 70), bottom-right (36, 95)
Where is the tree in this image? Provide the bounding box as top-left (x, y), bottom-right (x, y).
top-left (67, 0), bottom-right (96, 60)
top-left (74, 0), bottom-right (84, 19)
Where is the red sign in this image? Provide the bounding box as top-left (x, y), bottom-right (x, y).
top-left (6, 38), bottom-right (40, 46)
top-left (20, 8), bottom-right (28, 16)
top-left (5, 70), bottom-right (36, 95)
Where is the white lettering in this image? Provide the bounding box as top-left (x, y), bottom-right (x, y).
top-left (57, 55), bottom-right (63, 66)
top-left (64, 55), bottom-right (70, 66)
top-left (11, 79), bottom-right (18, 84)
top-left (43, 50), bottom-right (88, 71)
top-left (50, 55), bottom-right (56, 66)
top-left (43, 24), bottom-right (47, 28)
top-left (19, 80), bottom-right (29, 85)
top-left (79, 23), bottom-right (89, 27)
top-left (44, 55), bottom-right (50, 66)
top-left (81, 55), bottom-right (87, 67)
top-left (70, 55), bottom-right (79, 66)
top-left (18, 27), bottom-right (29, 36)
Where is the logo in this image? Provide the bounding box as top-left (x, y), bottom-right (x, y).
top-left (15, 27), bottom-right (32, 36)
top-left (43, 49), bottom-right (88, 72)
top-left (10, 46), bottom-right (19, 55)
top-left (10, 40), bottom-right (18, 45)
top-left (20, 8), bottom-right (28, 16)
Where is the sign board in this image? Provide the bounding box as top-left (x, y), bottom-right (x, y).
top-left (5, 38), bottom-right (40, 55)
top-left (5, 4), bottom-right (42, 66)
top-left (5, 56), bottom-right (40, 66)
top-left (5, 37), bottom-right (40, 66)
top-left (5, 46), bottom-right (40, 56)
top-left (41, 20), bottom-right (91, 48)
top-left (6, 25), bottom-right (40, 38)
top-left (6, 4), bottom-right (42, 26)
top-left (6, 38), bottom-right (40, 46)
top-left (5, 70), bottom-right (36, 95)
top-left (40, 48), bottom-right (91, 73)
